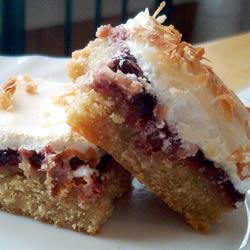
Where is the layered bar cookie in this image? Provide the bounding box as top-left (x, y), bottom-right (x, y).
top-left (67, 5), bottom-right (250, 232)
top-left (0, 76), bottom-right (131, 234)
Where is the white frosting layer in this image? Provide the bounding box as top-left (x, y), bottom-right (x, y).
top-left (0, 77), bottom-right (98, 154)
top-left (124, 12), bottom-right (250, 193)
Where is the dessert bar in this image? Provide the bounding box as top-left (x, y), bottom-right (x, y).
top-left (67, 6), bottom-right (250, 232)
top-left (0, 76), bottom-right (131, 234)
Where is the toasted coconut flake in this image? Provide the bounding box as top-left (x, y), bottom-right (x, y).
top-left (0, 78), bottom-right (17, 111)
top-left (22, 75), bottom-right (38, 94)
top-left (214, 94), bottom-right (234, 122)
top-left (153, 1), bottom-right (166, 18)
top-left (208, 73), bottom-right (237, 121)
top-left (96, 25), bottom-right (112, 38)
top-left (232, 147), bottom-right (250, 180)
top-left (209, 79), bottom-right (228, 97)
top-left (156, 15), bottom-right (167, 24)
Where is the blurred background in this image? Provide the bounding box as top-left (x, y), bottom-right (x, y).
top-left (0, 0), bottom-right (249, 56)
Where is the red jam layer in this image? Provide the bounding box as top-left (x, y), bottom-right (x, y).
top-left (0, 149), bottom-right (21, 167)
top-left (0, 148), bottom-right (112, 204)
top-left (0, 148), bottom-right (108, 173)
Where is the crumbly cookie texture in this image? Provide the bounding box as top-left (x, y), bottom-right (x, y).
top-left (0, 162), bottom-right (130, 234)
top-left (67, 6), bottom-right (250, 232)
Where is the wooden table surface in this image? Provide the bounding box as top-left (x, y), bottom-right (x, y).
top-left (200, 32), bottom-right (250, 92)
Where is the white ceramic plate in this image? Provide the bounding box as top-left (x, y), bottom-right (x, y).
top-left (0, 56), bottom-right (249, 250)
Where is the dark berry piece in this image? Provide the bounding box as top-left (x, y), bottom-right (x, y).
top-left (69, 157), bottom-right (86, 170)
top-left (109, 52), bottom-right (143, 77)
top-left (96, 154), bottom-right (112, 173)
top-left (29, 151), bottom-right (45, 169)
top-left (131, 92), bottom-right (157, 119)
top-left (0, 149), bottom-right (21, 167)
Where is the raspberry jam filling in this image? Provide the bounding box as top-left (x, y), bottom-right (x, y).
top-left (69, 156), bottom-right (86, 170)
top-left (29, 151), bottom-right (45, 169)
top-left (0, 149), bottom-right (21, 167)
top-left (0, 147), bottom-right (111, 204)
top-left (92, 50), bottom-right (244, 206)
top-left (109, 50), bottom-right (143, 78)
top-left (47, 152), bottom-right (109, 204)
top-left (19, 149), bottom-right (45, 169)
